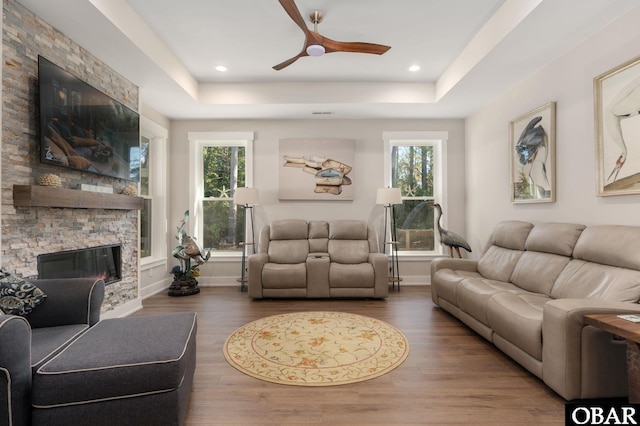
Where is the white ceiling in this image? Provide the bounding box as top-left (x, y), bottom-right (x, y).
top-left (15, 0), bottom-right (640, 120)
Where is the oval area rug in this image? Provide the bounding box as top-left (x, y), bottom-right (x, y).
top-left (223, 311), bottom-right (409, 386)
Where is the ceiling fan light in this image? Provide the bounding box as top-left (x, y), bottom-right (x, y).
top-left (306, 44), bottom-right (325, 57)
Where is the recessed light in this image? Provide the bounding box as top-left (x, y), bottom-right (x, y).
top-left (409, 65), bottom-right (421, 72)
top-left (215, 65), bottom-right (228, 72)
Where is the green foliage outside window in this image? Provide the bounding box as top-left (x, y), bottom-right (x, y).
top-left (202, 146), bottom-right (246, 251)
top-left (139, 137), bottom-right (151, 258)
top-left (391, 145), bottom-right (436, 251)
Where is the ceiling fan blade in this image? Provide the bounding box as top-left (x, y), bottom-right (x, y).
top-left (277, 0), bottom-right (310, 35)
top-left (272, 1), bottom-right (391, 70)
top-left (323, 38), bottom-right (391, 55)
top-left (273, 50), bottom-right (308, 70)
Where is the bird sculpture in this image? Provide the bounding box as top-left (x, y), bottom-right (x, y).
top-left (430, 203), bottom-right (471, 258)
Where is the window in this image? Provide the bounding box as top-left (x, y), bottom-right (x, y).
top-left (384, 132), bottom-right (447, 255)
top-left (189, 132), bottom-right (254, 256)
top-left (140, 135), bottom-right (151, 258)
top-left (139, 116), bottom-right (167, 265)
top-left (202, 145), bottom-right (245, 251)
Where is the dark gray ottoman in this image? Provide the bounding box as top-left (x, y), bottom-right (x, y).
top-left (31, 312), bottom-right (197, 426)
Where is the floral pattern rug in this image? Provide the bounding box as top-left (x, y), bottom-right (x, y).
top-left (223, 311), bottom-right (409, 386)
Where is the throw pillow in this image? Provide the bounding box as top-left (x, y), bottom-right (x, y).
top-left (0, 269), bottom-right (47, 316)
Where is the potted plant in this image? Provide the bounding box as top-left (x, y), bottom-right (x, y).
top-left (168, 210), bottom-right (210, 296)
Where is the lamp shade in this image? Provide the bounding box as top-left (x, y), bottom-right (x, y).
top-left (233, 187), bottom-right (260, 205)
top-left (376, 187), bottom-right (402, 205)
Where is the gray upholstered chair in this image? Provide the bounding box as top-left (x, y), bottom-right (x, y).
top-left (1, 278), bottom-right (104, 426)
top-left (2, 277), bottom-right (196, 426)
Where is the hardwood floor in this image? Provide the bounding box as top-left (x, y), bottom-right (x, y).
top-left (133, 286), bottom-right (565, 425)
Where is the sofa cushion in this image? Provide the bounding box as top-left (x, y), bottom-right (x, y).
top-left (308, 221), bottom-right (329, 253)
top-left (270, 219), bottom-right (308, 240)
top-left (510, 252), bottom-right (570, 295)
top-left (456, 278), bottom-right (524, 326)
top-left (31, 325), bottom-right (89, 372)
top-left (475, 220), bottom-right (532, 282)
top-left (268, 240), bottom-right (309, 264)
top-left (32, 313), bottom-right (197, 408)
top-left (573, 225), bottom-right (640, 271)
top-left (477, 246), bottom-right (524, 282)
top-left (329, 263), bottom-right (374, 288)
top-left (432, 269), bottom-right (482, 305)
top-left (524, 223), bottom-right (585, 256)
top-left (328, 240), bottom-right (370, 264)
top-left (487, 291), bottom-right (550, 361)
top-left (489, 221), bottom-right (533, 250)
top-left (262, 263), bottom-right (307, 289)
top-left (551, 260), bottom-right (640, 302)
top-left (329, 220), bottom-right (368, 240)
top-left (308, 221), bottom-right (329, 239)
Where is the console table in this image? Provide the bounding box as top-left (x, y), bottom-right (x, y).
top-left (584, 314), bottom-right (640, 402)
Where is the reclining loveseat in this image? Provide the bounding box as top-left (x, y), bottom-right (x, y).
top-left (248, 219), bottom-right (388, 299)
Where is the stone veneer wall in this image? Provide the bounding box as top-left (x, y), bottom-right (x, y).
top-left (1, 0), bottom-right (140, 313)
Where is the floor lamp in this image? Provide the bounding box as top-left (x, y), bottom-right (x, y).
top-left (233, 187), bottom-right (260, 292)
top-left (376, 187), bottom-right (402, 290)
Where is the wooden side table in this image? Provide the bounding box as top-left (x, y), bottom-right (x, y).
top-left (584, 314), bottom-right (640, 402)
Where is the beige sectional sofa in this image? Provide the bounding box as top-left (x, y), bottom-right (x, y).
top-left (431, 220), bottom-right (640, 400)
top-left (248, 219), bottom-right (388, 299)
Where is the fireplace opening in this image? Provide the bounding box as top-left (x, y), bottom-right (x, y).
top-left (37, 244), bottom-right (122, 285)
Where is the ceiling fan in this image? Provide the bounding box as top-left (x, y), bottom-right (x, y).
top-left (273, 0), bottom-right (391, 70)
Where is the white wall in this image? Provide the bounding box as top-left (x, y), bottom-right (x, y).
top-left (139, 103), bottom-right (172, 298)
top-left (169, 118), bottom-right (466, 285)
top-left (465, 6), bottom-right (640, 257)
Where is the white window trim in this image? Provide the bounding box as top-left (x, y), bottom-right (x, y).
top-left (188, 131), bottom-right (254, 258)
top-left (140, 116), bottom-right (168, 267)
top-left (383, 131), bottom-right (448, 258)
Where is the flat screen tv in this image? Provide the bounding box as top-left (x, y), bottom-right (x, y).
top-left (38, 56), bottom-right (140, 181)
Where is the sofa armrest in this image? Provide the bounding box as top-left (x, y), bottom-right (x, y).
top-left (307, 254), bottom-right (330, 298)
top-left (369, 253), bottom-right (389, 298)
top-left (26, 278), bottom-right (105, 329)
top-left (0, 315), bottom-right (32, 426)
top-left (248, 253), bottom-right (269, 299)
top-left (542, 298), bottom-right (640, 400)
top-left (430, 257), bottom-right (478, 279)
top-left (430, 258), bottom-right (478, 305)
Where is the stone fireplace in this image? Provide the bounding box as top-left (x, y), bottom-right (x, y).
top-left (1, 0), bottom-right (141, 314)
top-left (37, 244), bottom-right (122, 285)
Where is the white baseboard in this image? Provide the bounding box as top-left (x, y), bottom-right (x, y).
top-left (197, 276), bottom-right (243, 287)
top-left (101, 298), bottom-right (143, 319)
top-left (140, 278), bottom-right (172, 298)
top-left (196, 275), bottom-right (431, 286)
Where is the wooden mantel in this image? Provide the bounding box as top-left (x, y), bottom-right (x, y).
top-left (13, 185), bottom-right (144, 210)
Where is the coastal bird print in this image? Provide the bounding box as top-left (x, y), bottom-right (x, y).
top-left (515, 115), bottom-right (550, 198)
top-left (430, 203), bottom-right (471, 258)
top-left (605, 76), bottom-right (640, 183)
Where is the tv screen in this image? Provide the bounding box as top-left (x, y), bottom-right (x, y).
top-left (38, 56), bottom-right (140, 181)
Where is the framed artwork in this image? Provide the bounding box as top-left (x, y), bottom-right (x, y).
top-left (509, 102), bottom-right (556, 203)
top-left (594, 55), bottom-right (640, 196)
top-left (279, 138), bottom-right (355, 200)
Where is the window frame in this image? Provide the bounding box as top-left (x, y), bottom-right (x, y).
top-left (188, 132), bottom-right (254, 259)
top-left (139, 116), bottom-right (168, 268)
top-left (383, 131), bottom-right (448, 258)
